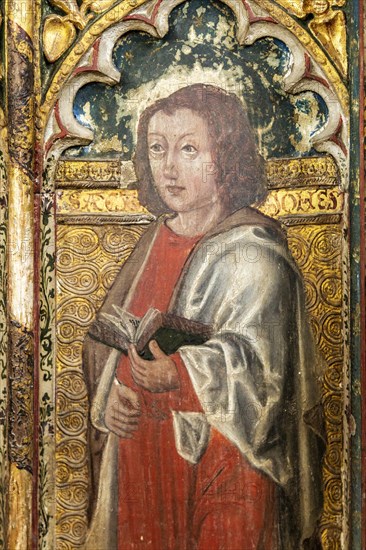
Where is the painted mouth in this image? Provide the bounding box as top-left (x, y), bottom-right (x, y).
top-left (166, 185), bottom-right (185, 195)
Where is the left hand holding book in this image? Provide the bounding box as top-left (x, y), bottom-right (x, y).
top-left (88, 306), bottom-right (213, 359)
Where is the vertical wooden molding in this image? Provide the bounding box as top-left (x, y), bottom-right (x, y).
top-left (5, 0), bottom-right (35, 547)
top-left (360, 0), bottom-right (366, 545)
top-left (0, 15), bottom-right (9, 544)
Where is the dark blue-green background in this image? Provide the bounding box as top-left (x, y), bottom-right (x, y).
top-left (67, 0), bottom-right (327, 160)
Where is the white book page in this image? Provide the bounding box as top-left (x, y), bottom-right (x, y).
top-left (135, 307), bottom-right (160, 343)
top-left (101, 306), bottom-right (140, 342)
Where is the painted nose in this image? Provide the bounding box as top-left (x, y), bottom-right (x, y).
top-left (163, 153), bottom-right (178, 180)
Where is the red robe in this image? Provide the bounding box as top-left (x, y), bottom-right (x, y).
top-left (116, 223), bottom-right (276, 549)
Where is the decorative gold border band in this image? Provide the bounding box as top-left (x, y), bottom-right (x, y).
top-left (55, 159), bottom-right (137, 189)
top-left (56, 212), bottom-right (342, 226)
top-left (266, 156), bottom-right (339, 189)
top-left (56, 213), bottom-right (154, 225)
top-left (55, 156), bottom-right (340, 190)
top-left (279, 213), bottom-right (343, 225)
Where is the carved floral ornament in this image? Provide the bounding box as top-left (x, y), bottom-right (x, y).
top-left (43, 0), bottom-right (119, 62)
top-left (273, 0), bottom-right (347, 74)
top-left (42, 0), bottom-right (348, 189)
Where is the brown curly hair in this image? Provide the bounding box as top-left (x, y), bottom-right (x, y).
top-left (133, 84), bottom-right (267, 215)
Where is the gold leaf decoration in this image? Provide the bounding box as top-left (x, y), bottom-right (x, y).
top-left (274, 0), bottom-right (306, 18)
top-left (80, 0), bottom-right (118, 16)
top-left (275, 0), bottom-right (347, 75)
top-left (43, 0), bottom-right (118, 63)
top-left (49, 0), bottom-right (80, 13)
top-left (43, 15), bottom-right (77, 63)
top-left (56, 224), bottom-right (146, 548)
top-left (303, 1), bottom-right (347, 75)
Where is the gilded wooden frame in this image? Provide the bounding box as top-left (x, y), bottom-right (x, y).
top-left (0, 0), bottom-right (364, 548)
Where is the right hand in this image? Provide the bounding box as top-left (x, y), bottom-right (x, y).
top-left (104, 379), bottom-right (141, 439)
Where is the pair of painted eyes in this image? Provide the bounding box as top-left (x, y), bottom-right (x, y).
top-left (149, 143), bottom-right (198, 155)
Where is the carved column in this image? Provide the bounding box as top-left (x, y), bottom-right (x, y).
top-left (5, 0), bottom-right (35, 547)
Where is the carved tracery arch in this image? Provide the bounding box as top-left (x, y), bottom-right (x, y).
top-left (42, 0), bottom-right (348, 182)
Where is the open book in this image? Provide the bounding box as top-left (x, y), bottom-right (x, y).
top-left (88, 306), bottom-right (213, 359)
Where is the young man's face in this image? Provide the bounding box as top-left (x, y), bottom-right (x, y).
top-left (147, 108), bottom-right (219, 213)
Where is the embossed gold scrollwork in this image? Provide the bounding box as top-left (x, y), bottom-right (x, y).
top-left (57, 297), bottom-right (96, 327)
top-left (56, 462), bottom-right (73, 485)
top-left (302, 278), bottom-right (319, 310)
top-left (324, 477), bottom-right (343, 513)
top-left (57, 227), bottom-right (100, 256)
top-left (58, 341), bottom-right (84, 368)
top-left (57, 483), bottom-right (89, 510)
top-left (58, 264), bottom-right (100, 296)
top-left (284, 224), bottom-right (344, 543)
top-left (101, 227), bottom-right (142, 254)
top-left (56, 224), bottom-right (146, 547)
top-left (58, 516), bottom-right (88, 542)
top-left (58, 370), bottom-right (88, 399)
top-left (100, 261), bottom-right (123, 290)
top-left (324, 361), bottom-right (343, 391)
top-left (322, 311), bottom-right (343, 345)
top-left (324, 441), bottom-right (342, 475)
top-left (323, 393), bottom-right (342, 425)
top-left (57, 409), bottom-right (87, 438)
top-left (286, 232), bottom-right (312, 265)
top-left (312, 229), bottom-right (341, 261)
top-left (57, 440), bottom-right (88, 467)
top-left (319, 274), bottom-right (342, 307)
top-left (321, 527), bottom-right (342, 550)
top-left (58, 320), bottom-right (87, 343)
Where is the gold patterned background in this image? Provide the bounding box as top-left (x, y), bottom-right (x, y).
top-left (56, 224), bottom-right (146, 548)
top-left (55, 158), bottom-right (345, 548)
top-left (286, 224), bottom-right (344, 545)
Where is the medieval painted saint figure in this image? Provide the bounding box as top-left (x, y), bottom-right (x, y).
top-left (83, 84), bottom-right (325, 550)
